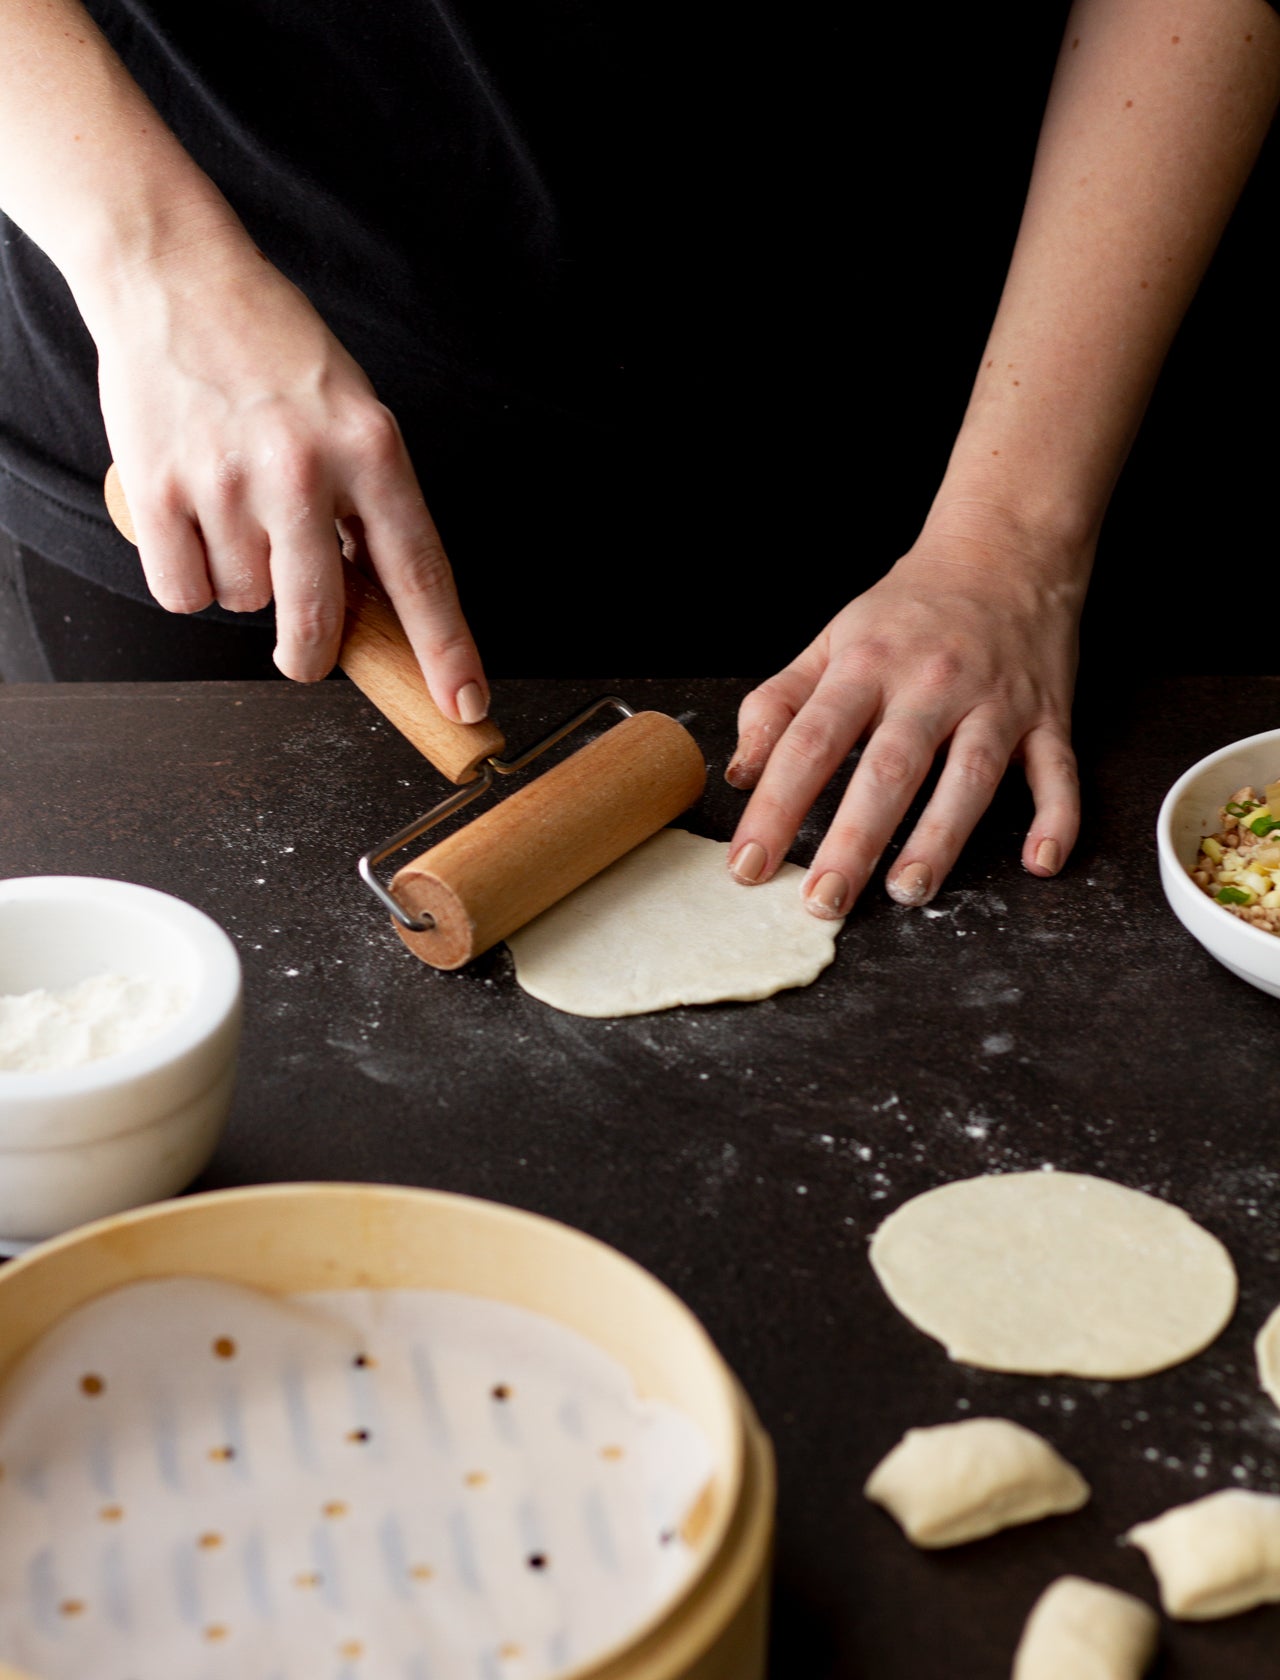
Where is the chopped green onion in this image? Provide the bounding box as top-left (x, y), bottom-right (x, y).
top-left (1226, 800), bottom-right (1259, 818)
top-left (1216, 885), bottom-right (1254, 905)
top-left (1250, 815), bottom-right (1280, 836)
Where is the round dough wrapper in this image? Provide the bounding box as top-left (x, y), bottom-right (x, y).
top-left (506, 828), bottom-right (843, 1017)
top-left (869, 1171), bottom-right (1236, 1379)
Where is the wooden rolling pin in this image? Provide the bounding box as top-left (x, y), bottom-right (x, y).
top-left (103, 464), bottom-right (706, 968)
top-left (391, 709), bottom-right (705, 968)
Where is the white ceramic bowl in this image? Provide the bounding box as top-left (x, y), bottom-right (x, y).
top-left (1157, 729), bottom-right (1280, 999)
top-left (0, 877), bottom-right (241, 1245)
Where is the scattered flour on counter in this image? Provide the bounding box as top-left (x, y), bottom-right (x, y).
top-left (0, 973), bottom-right (189, 1073)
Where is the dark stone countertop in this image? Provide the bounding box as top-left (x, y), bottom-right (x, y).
top-left (3, 674), bottom-right (1279, 1680)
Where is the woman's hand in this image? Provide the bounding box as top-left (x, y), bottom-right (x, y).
top-left (724, 519), bottom-right (1090, 916)
top-left (93, 225), bottom-right (487, 718)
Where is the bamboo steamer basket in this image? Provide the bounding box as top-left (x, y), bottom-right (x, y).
top-left (0, 1182), bottom-right (773, 1680)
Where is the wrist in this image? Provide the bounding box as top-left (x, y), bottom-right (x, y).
top-left (910, 489), bottom-right (1098, 608)
top-left (68, 192), bottom-right (255, 345)
top-left (927, 409), bottom-right (1116, 567)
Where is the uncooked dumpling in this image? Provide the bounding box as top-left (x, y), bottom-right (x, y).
top-left (869, 1171), bottom-right (1236, 1378)
top-left (506, 828), bottom-right (842, 1017)
top-left (1012, 1576), bottom-right (1158, 1679)
top-left (1127, 1488), bottom-right (1280, 1619)
top-left (863, 1417), bottom-right (1088, 1548)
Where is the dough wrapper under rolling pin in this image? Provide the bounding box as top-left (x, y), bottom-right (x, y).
top-left (103, 465), bottom-right (706, 968)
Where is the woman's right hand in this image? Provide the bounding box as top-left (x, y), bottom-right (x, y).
top-left (91, 224), bottom-right (488, 719)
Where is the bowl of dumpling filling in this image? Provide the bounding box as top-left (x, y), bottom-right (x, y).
top-left (1158, 729), bottom-right (1280, 998)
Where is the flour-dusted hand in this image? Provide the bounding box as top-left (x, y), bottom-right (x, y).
top-left (0, 0), bottom-right (487, 719)
top-left (727, 0), bottom-right (1280, 917)
top-left (726, 518), bottom-right (1086, 915)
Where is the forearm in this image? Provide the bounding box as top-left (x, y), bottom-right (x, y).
top-left (930, 0), bottom-right (1280, 563)
top-left (0, 0), bottom-right (252, 332)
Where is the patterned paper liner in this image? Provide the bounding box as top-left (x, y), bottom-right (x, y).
top-left (0, 1279), bottom-right (714, 1680)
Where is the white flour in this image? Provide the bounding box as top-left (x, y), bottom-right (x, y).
top-left (0, 973), bottom-right (189, 1073)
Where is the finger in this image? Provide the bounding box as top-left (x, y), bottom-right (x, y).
top-left (1020, 723), bottom-right (1080, 877)
top-left (205, 531), bottom-right (272, 614)
top-left (343, 409), bottom-right (487, 723)
top-left (798, 704), bottom-right (953, 918)
top-left (268, 509), bottom-right (347, 682)
top-left (726, 656), bottom-right (824, 791)
top-left (362, 491), bottom-right (487, 721)
top-left (128, 481), bottom-right (216, 615)
top-left (194, 461), bottom-right (272, 614)
top-left (884, 713), bottom-right (1016, 906)
top-left (726, 676), bottom-right (879, 888)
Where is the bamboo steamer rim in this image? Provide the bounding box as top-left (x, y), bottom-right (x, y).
top-left (0, 1181), bottom-right (772, 1680)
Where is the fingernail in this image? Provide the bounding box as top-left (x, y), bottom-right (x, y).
top-left (725, 755), bottom-right (751, 789)
top-left (1035, 838), bottom-right (1061, 874)
top-left (456, 681), bottom-right (488, 724)
top-left (887, 861), bottom-right (932, 906)
top-left (804, 871), bottom-right (849, 918)
top-left (729, 840), bottom-right (767, 883)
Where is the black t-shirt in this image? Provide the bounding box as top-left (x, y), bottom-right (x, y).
top-left (0, 2), bottom-right (858, 671)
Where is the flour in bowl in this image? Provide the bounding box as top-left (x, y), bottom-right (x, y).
top-left (0, 972), bottom-right (189, 1072)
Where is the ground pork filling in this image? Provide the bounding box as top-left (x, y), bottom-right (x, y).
top-left (1190, 781), bottom-right (1280, 934)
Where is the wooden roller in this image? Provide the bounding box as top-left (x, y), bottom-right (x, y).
top-left (391, 709), bottom-right (705, 969)
top-left (104, 464), bottom-right (707, 968)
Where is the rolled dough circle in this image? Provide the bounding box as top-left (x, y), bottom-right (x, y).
top-left (506, 828), bottom-right (842, 1017)
top-left (869, 1171), bottom-right (1237, 1378)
